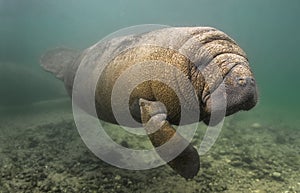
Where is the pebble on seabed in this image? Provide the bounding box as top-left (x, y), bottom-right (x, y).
top-left (271, 172), bottom-right (281, 178)
top-left (251, 123), bottom-right (261, 128)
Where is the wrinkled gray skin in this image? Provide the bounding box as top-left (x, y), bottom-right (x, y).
top-left (41, 27), bottom-right (258, 179)
top-left (41, 27), bottom-right (258, 126)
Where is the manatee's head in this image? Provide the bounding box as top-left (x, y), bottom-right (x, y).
top-left (201, 56), bottom-right (258, 124)
top-left (223, 64), bottom-right (258, 115)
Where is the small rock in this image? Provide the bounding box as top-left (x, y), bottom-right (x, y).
top-left (224, 158), bottom-right (231, 163)
top-left (230, 160), bottom-right (243, 167)
top-left (271, 172), bottom-right (283, 181)
top-left (253, 190), bottom-right (267, 193)
top-left (272, 172), bottom-right (280, 177)
top-left (114, 175), bottom-right (121, 181)
top-left (251, 123), bottom-right (261, 128)
top-left (219, 150), bottom-right (227, 155)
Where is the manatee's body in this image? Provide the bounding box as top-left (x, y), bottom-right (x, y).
top-left (42, 27), bottom-right (257, 125)
top-left (41, 26), bottom-right (258, 178)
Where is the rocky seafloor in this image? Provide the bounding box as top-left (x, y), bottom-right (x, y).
top-left (0, 101), bottom-right (299, 193)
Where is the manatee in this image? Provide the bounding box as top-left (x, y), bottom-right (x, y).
top-left (40, 26), bottom-right (258, 179)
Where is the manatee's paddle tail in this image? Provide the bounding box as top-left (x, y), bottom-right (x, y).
top-left (40, 47), bottom-right (79, 80)
top-left (139, 98), bottom-right (200, 179)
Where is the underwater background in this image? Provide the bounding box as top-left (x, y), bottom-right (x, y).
top-left (0, 0), bottom-right (299, 192)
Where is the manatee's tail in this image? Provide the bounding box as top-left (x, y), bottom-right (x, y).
top-left (40, 47), bottom-right (79, 81)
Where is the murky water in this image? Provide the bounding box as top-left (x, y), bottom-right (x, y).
top-left (0, 0), bottom-right (299, 192)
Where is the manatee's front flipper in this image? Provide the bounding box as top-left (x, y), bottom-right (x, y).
top-left (139, 99), bottom-right (200, 179)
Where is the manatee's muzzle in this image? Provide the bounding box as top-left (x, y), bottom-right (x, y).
top-left (202, 73), bottom-right (258, 124)
top-left (225, 75), bottom-right (258, 116)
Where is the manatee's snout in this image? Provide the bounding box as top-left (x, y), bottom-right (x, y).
top-left (234, 76), bottom-right (258, 111)
top-left (224, 65), bottom-right (258, 116)
top-left (202, 64), bottom-right (258, 123)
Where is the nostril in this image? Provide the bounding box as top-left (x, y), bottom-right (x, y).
top-left (237, 77), bottom-right (247, 86)
top-left (248, 77), bottom-right (255, 85)
top-left (237, 77), bottom-right (255, 86)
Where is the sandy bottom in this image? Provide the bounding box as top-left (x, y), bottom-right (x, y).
top-left (0, 98), bottom-right (299, 193)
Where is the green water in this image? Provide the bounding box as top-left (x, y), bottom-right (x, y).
top-left (1, 0), bottom-right (299, 122)
top-left (0, 1), bottom-right (299, 192)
